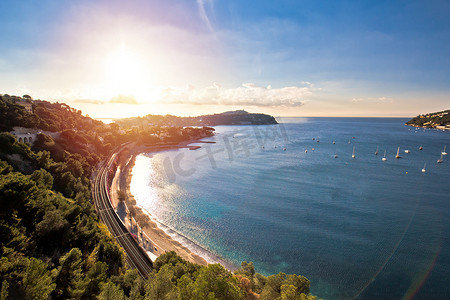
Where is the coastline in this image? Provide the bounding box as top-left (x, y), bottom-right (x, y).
top-left (109, 139), bottom-right (227, 268)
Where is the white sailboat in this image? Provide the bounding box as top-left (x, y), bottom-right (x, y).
top-left (395, 147), bottom-right (402, 159)
top-left (442, 145), bottom-right (447, 156)
top-left (352, 146), bottom-right (356, 158)
top-left (437, 153), bottom-right (443, 163)
top-left (334, 154), bottom-right (338, 158)
top-left (419, 145), bottom-right (423, 150)
top-left (404, 149), bottom-right (410, 153)
top-left (375, 146), bottom-right (379, 155)
top-left (382, 150), bottom-right (387, 161)
top-left (422, 163), bottom-right (426, 173)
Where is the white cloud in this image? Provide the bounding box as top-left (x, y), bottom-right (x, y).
top-left (377, 97), bottom-right (393, 103)
top-left (159, 82), bottom-right (316, 107)
top-left (197, 0), bottom-right (215, 33)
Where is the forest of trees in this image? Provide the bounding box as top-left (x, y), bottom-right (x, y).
top-left (0, 95), bottom-right (317, 299)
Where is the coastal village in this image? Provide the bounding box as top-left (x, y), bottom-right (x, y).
top-left (406, 109), bottom-right (450, 130)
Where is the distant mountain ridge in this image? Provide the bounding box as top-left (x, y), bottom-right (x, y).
top-left (197, 110), bottom-right (278, 125)
top-left (405, 109), bottom-right (450, 130)
top-left (116, 110), bottom-right (278, 128)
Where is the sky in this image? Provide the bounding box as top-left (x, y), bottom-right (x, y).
top-left (0, 0), bottom-right (449, 118)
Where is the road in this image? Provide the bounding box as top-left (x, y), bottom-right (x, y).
top-left (92, 147), bottom-right (153, 278)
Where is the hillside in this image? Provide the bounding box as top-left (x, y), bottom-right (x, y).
top-left (115, 110), bottom-right (278, 129)
top-left (405, 109), bottom-right (450, 130)
top-left (0, 94), bottom-right (317, 299)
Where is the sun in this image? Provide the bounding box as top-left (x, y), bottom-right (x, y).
top-left (104, 46), bottom-right (149, 98)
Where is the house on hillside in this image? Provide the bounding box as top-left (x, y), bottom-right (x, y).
top-left (10, 127), bottom-right (60, 145)
top-left (1, 94), bottom-right (34, 113)
top-left (16, 101), bottom-right (33, 113)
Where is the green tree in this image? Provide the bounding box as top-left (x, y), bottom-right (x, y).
top-left (190, 264), bottom-right (244, 300)
top-left (145, 264), bottom-right (177, 300)
top-left (35, 150), bottom-right (53, 169)
top-left (280, 284), bottom-right (299, 300)
top-left (98, 282), bottom-right (126, 300)
top-left (260, 273), bottom-right (312, 300)
top-left (0, 160), bottom-right (12, 175)
top-left (0, 172), bottom-right (39, 224)
top-left (96, 239), bottom-right (125, 276)
top-left (83, 261), bottom-right (108, 297)
top-left (284, 274), bottom-right (310, 295)
top-left (235, 261), bottom-right (255, 279)
top-left (113, 269), bottom-right (142, 298)
top-left (260, 273), bottom-right (287, 300)
top-left (35, 210), bottom-right (70, 247)
top-left (54, 248), bottom-right (85, 299)
top-left (22, 257), bottom-right (56, 300)
top-left (30, 168), bottom-right (53, 189)
top-left (153, 251), bottom-right (199, 276)
top-left (1, 280), bottom-right (9, 300)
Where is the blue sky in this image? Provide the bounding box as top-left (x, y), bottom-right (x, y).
top-left (0, 0), bottom-right (449, 117)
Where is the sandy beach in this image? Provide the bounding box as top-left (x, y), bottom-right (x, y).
top-left (109, 140), bottom-right (210, 266)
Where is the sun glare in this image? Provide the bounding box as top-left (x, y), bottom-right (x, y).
top-left (104, 47), bottom-right (149, 98)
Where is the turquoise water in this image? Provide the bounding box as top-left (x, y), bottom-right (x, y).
top-left (130, 118), bottom-right (450, 299)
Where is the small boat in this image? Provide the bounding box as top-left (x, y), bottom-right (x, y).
top-left (375, 146), bottom-right (379, 155)
top-left (395, 147), bottom-right (402, 159)
top-left (334, 154), bottom-right (338, 158)
top-left (419, 145), bottom-right (423, 150)
top-left (437, 153), bottom-right (443, 163)
top-left (442, 145), bottom-right (447, 156)
top-left (312, 138), bottom-right (315, 140)
top-left (283, 148), bottom-right (286, 151)
top-left (404, 149), bottom-right (410, 153)
top-left (352, 146), bottom-right (356, 158)
top-left (333, 141), bottom-right (336, 144)
top-left (382, 150), bottom-right (387, 161)
top-left (422, 163), bottom-right (426, 173)
top-left (317, 140), bottom-right (320, 143)
top-left (312, 147), bottom-right (315, 151)
top-left (305, 147), bottom-right (308, 153)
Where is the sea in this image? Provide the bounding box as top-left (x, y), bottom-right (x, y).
top-left (129, 117), bottom-right (450, 300)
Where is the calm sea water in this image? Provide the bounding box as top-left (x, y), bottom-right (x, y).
top-left (130, 118), bottom-right (450, 300)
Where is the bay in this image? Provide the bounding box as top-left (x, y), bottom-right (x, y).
top-left (130, 117), bottom-right (450, 299)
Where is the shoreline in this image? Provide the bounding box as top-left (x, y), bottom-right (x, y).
top-left (109, 139), bottom-right (235, 269)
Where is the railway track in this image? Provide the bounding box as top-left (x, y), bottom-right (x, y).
top-left (92, 148), bottom-right (153, 278)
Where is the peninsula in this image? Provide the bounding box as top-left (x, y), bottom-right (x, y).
top-left (405, 109), bottom-right (450, 130)
top-left (115, 110), bottom-right (278, 128)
